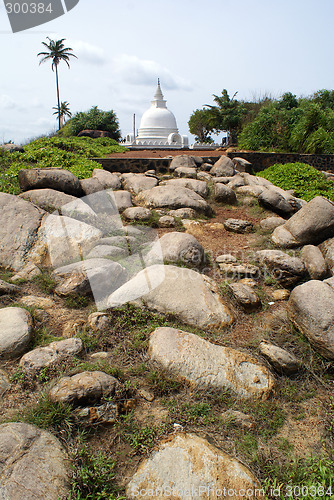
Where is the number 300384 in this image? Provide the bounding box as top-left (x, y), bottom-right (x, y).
top-left (5, 3), bottom-right (53, 14)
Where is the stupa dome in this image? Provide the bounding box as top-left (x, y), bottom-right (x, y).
top-left (125, 81), bottom-right (188, 148)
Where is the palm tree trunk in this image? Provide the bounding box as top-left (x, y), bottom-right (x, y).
top-left (55, 63), bottom-right (61, 131)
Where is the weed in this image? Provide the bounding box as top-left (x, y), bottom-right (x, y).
top-left (120, 414), bottom-right (167, 454)
top-left (12, 393), bottom-right (74, 431)
top-left (64, 295), bottom-right (91, 309)
top-left (68, 445), bottom-right (125, 500)
top-left (30, 325), bottom-right (60, 349)
top-left (146, 369), bottom-right (182, 396)
top-left (33, 270), bottom-right (57, 294)
top-left (77, 327), bottom-right (100, 352)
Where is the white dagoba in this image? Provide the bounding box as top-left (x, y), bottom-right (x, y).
top-left (125, 80), bottom-right (188, 148)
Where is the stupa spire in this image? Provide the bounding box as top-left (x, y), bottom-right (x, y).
top-left (153, 79), bottom-right (164, 102)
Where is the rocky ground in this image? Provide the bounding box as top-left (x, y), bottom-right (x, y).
top-left (0, 154), bottom-right (334, 499)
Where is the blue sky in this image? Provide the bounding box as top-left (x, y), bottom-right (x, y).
top-left (0, 0), bottom-right (334, 144)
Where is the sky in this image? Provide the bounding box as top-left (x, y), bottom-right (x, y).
top-left (0, 0), bottom-right (334, 145)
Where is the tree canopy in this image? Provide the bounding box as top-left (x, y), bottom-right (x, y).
top-left (60, 106), bottom-right (122, 141)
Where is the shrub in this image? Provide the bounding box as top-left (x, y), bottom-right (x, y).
top-left (257, 162), bottom-right (334, 201)
top-left (60, 106), bottom-right (121, 140)
top-left (0, 136), bottom-right (127, 194)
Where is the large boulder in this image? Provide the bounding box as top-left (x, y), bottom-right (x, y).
top-left (92, 168), bottom-right (122, 190)
top-left (160, 178), bottom-right (209, 198)
top-left (107, 265), bottom-right (233, 329)
top-left (0, 193), bottom-right (45, 271)
top-left (32, 214), bottom-right (103, 268)
top-left (148, 232), bottom-right (205, 267)
top-left (149, 327), bottom-right (274, 399)
top-left (122, 173), bottom-right (158, 194)
top-left (127, 433), bottom-right (263, 499)
top-left (272, 196), bottom-right (334, 247)
top-left (0, 422), bottom-right (69, 500)
top-left (136, 185), bottom-right (211, 215)
top-left (258, 188), bottom-right (296, 217)
top-left (319, 237), bottom-right (334, 274)
top-left (288, 279), bottom-right (334, 359)
top-left (255, 249), bottom-right (305, 286)
top-left (301, 244), bottom-right (328, 280)
top-left (169, 155), bottom-right (197, 171)
top-left (214, 183), bottom-right (237, 204)
top-left (174, 166), bottom-right (197, 178)
top-left (210, 156), bottom-right (235, 177)
top-left (80, 177), bottom-right (104, 195)
top-left (19, 189), bottom-right (77, 211)
top-left (111, 190), bottom-right (133, 212)
top-left (0, 308), bottom-right (32, 359)
top-left (18, 168), bottom-right (82, 197)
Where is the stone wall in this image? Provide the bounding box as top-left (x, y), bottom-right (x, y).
top-left (92, 153), bottom-right (334, 175)
top-left (227, 152), bottom-right (334, 173)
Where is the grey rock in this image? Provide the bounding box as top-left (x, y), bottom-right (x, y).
top-left (0, 279), bottom-right (19, 295)
top-left (260, 216), bottom-right (286, 231)
top-left (149, 327), bottom-right (274, 399)
top-left (80, 177), bottom-right (104, 195)
top-left (19, 338), bottom-right (83, 374)
top-left (136, 185), bottom-right (211, 215)
top-left (92, 168), bottom-right (122, 190)
top-left (210, 156), bottom-right (235, 177)
top-left (200, 162), bottom-right (213, 171)
top-left (256, 249), bottom-right (305, 286)
top-left (74, 402), bottom-right (118, 425)
top-left (108, 265), bottom-right (233, 330)
top-left (229, 282), bottom-right (261, 311)
top-left (0, 193), bottom-right (45, 271)
top-left (259, 341), bottom-right (300, 374)
top-left (288, 280), bottom-right (334, 359)
top-left (18, 168), bottom-right (82, 197)
top-left (88, 312), bottom-right (109, 331)
top-left (0, 370), bottom-right (10, 397)
top-left (123, 207), bottom-right (152, 221)
top-left (271, 289), bottom-right (290, 301)
top-left (214, 183), bottom-right (237, 204)
top-left (149, 232), bottom-right (205, 267)
top-left (224, 218), bottom-right (253, 233)
top-left (175, 166), bottom-right (197, 178)
top-left (226, 175), bottom-right (246, 189)
top-left (272, 196), bottom-right (334, 247)
top-left (158, 215), bottom-right (175, 227)
top-left (49, 371), bottom-right (119, 404)
top-left (169, 155), bottom-right (197, 171)
top-left (127, 433), bottom-right (263, 499)
top-left (258, 188), bottom-right (296, 216)
top-left (168, 208), bottom-right (198, 219)
top-left (236, 185), bottom-right (265, 197)
top-left (232, 157), bottom-right (252, 172)
top-left (19, 188), bottom-right (77, 211)
top-left (301, 245), bottom-right (328, 280)
top-left (197, 171), bottom-right (212, 182)
top-left (112, 190), bottom-right (133, 212)
top-left (85, 244), bottom-right (128, 260)
top-left (320, 237), bottom-right (334, 274)
top-left (0, 422), bottom-right (69, 500)
top-left (216, 254), bottom-right (237, 264)
top-left (161, 178), bottom-right (209, 198)
top-left (219, 262), bottom-right (260, 279)
top-left (123, 173), bottom-right (158, 194)
top-left (0, 308), bottom-right (32, 359)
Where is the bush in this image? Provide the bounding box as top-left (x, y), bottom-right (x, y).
top-left (0, 136), bottom-right (127, 194)
top-left (257, 162), bottom-right (334, 201)
top-left (60, 106), bottom-right (122, 140)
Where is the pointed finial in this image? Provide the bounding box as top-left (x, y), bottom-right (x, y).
top-left (158, 78), bottom-right (160, 85)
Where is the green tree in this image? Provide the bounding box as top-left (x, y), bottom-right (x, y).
top-left (205, 89), bottom-right (247, 145)
top-left (38, 37), bottom-right (77, 131)
top-left (188, 109), bottom-right (214, 143)
top-left (62, 106), bottom-right (121, 141)
top-left (52, 101), bottom-right (72, 128)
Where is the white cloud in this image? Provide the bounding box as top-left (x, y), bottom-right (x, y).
top-left (0, 94), bottom-right (18, 110)
top-left (68, 39), bottom-right (107, 65)
top-left (112, 54), bottom-right (192, 91)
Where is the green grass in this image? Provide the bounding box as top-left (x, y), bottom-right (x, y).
top-left (0, 136), bottom-right (127, 194)
top-left (257, 162), bottom-right (334, 201)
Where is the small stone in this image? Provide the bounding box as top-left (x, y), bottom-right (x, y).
top-left (49, 371), bottom-right (119, 404)
top-left (123, 207), bottom-right (152, 221)
top-left (0, 369), bottom-right (10, 397)
top-left (158, 215), bottom-right (175, 227)
top-left (168, 208), bottom-right (197, 219)
top-left (216, 254), bottom-right (237, 264)
top-left (259, 340), bottom-right (300, 374)
top-left (90, 352), bottom-right (110, 360)
top-left (19, 295), bottom-right (55, 309)
top-left (74, 402), bottom-right (118, 424)
top-left (221, 409), bottom-right (255, 430)
top-left (214, 183), bottom-right (237, 204)
top-left (219, 262), bottom-right (260, 279)
top-left (271, 289), bottom-right (290, 301)
top-left (260, 216), bottom-right (286, 231)
top-left (0, 307), bottom-right (32, 359)
top-left (229, 282), bottom-right (261, 311)
top-left (224, 218), bottom-right (254, 233)
top-left (0, 280), bottom-right (19, 295)
top-left (10, 264), bottom-right (41, 282)
top-left (88, 312), bottom-right (109, 331)
top-left (138, 389), bottom-right (155, 402)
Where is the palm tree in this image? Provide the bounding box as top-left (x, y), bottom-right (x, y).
top-left (52, 101), bottom-right (72, 128)
top-left (38, 37), bottom-right (77, 130)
